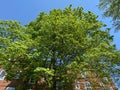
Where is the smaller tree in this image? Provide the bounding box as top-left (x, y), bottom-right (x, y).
top-left (0, 20), bottom-right (55, 89)
top-left (99, 0), bottom-right (120, 30)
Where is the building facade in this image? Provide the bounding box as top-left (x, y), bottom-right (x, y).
top-left (0, 69), bottom-right (118, 90)
top-left (74, 71), bottom-right (117, 90)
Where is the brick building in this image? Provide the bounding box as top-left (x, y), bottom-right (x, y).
top-left (0, 69), bottom-right (118, 90)
top-left (0, 69), bottom-right (24, 90)
top-left (0, 69), bottom-right (14, 90)
top-left (74, 71), bottom-right (117, 90)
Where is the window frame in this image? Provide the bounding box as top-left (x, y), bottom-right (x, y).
top-left (81, 72), bottom-right (86, 78)
top-left (99, 82), bottom-right (105, 90)
top-left (75, 81), bottom-right (80, 89)
top-left (103, 77), bottom-right (108, 82)
top-left (109, 87), bottom-right (113, 90)
top-left (0, 70), bottom-right (6, 80)
top-left (6, 87), bottom-right (15, 90)
top-left (84, 81), bottom-right (92, 90)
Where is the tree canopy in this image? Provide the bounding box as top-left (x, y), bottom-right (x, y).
top-left (99, 0), bottom-right (120, 30)
top-left (0, 6), bottom-right (120, 90)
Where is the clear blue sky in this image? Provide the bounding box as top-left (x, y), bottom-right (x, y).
top-left (0, 0), bottom-right (120, 89)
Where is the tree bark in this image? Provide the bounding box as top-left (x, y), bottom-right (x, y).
top-left (50, 47), bottom-right (56, 90)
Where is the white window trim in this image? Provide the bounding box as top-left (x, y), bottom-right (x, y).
top-left (110, 87), bottom-right (113, 90)
top-left (103, 77), bottom-right (108, 82)
top-left (100, 82), bottom-right (104, 87)
top-left (81, 72), bottom-right (86, 78)
top-left (0, 70), bottom-right (6, 80)
top-left (99, 82), bottom-right (105, 89)
top-left (6, 87), bottom-right (15, 90)
top-left (84, 81), bottom-right (92, 90)
top-left (75, 81), bottom-right (80, 89)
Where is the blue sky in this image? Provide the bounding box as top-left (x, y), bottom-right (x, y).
top-left (0, 0), bottom-right (120, 89)
top-left (0, 0), bottom-right (120, 50)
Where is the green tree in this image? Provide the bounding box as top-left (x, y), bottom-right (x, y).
top-left (0, 20), bottom-right (36, 89)
top-left (0, 20), bottom-right (54, 89)
top-left (99, 0), bottom-right (120, 30)
top-left (27, 6), bottom-right (119, 90)
top-left (0, 6), bottom-right (119, 90)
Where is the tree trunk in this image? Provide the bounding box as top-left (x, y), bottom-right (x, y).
top-left (50, 48), bottom-right (56, 90)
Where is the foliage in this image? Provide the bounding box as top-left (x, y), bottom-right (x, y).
top-left (0, 6), bottom-right (119, 90)
top-left (99, 0), bottom-right (120, 30)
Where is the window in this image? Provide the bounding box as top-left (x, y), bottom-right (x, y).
top-left (99, 82), bottom-right (105, 90)
top-left (100, 82), bottom-right (104, 87)
top-left (75, 81), bottom-right (80, 89)
top-left (15, 71), bottom-right (22, 79)
top-left (0, 70), bottom-right (6, 80)
top-left (81, 72), bottom-right (86, 78)
top-left (84, 81), bottom-right (92, 90)
top-left (109, 87), bottom-right (113, 90)
top-left (103, 77), bottom-right (108, 82)
top-left (6, 87), bottom-right (15, 90)
top-left (15, 73), bottom-right (20, 79)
